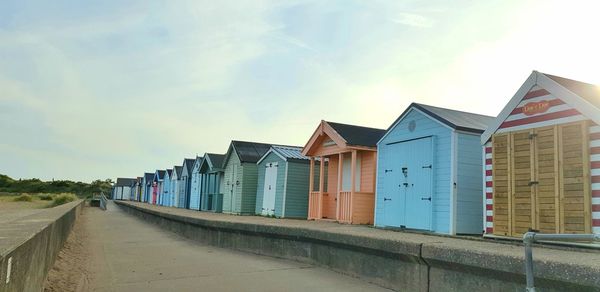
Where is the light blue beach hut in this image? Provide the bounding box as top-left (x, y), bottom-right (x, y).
top-left (375, 103), bottom-right (493, 235)
top-left (189, 156), bottom-right (203, 210)
top-left (179, 158), bottom-right (195, 208)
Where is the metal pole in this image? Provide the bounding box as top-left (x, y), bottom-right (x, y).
top-left (523, 232), bottom-right (599, 291)
top-left (523, 232), bottom-right (536, 291)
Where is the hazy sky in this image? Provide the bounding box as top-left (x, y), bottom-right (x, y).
top-left (1, 0), bottom-right (600, 182)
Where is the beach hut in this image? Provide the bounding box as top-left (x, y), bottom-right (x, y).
top-left (222, 141), bottom-right (272, 214)
top-left (152, 170), bottom-right (165, 205)
top-left (302, 121), bottom-right (386, 224)
top-left (375, 103), bottom-right (493, 235)
top-left (255, 145), bottom-right (318, 218)
top-left (162, 169), bottom-right (172, 206)
top-left (134, 177), bottom-right (143, 201)
top-left (179, 158), bottom-right (195, 208)
top-left (189, 156), bottom-right (203, 210)
top-left (199, 153), bottom-right (226, 212)
top-left (171, 166), bottom-right (183, 207)
top-left (482, 71), bottom-right (600, 238)
top-left (143, 172), bottom-right (154, 203)
top-left (114, 178), bottom-right (136, 200)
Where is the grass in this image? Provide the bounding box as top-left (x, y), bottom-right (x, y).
top-left (13, 194), bottom-right (33, 202)
top-left (38, 194), bottom-right (54, 201)
top-left (51, 193), bottom-right (78, 207)
top-left (0, 192), bottom-right (79, 210)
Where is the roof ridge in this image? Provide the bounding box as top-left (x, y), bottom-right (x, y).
top-left (325, 120), bottom-right (386, 131)
top-left (414, 102), bottom-right (494, 118)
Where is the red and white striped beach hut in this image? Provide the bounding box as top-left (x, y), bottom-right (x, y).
top-left (481, 71), bottom-right (600, 238)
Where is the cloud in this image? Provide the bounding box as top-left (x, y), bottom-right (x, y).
top-left (391, 12), bottom-right (434, 28)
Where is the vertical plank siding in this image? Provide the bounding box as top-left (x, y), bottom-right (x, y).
top-left (455, 133), bottom-right (484, 234)
top-left (283, 161), bottom-right (313, 218)
top-left (485, 81), bottom-right (599, 237)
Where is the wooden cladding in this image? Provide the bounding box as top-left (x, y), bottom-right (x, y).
top-left (492, 121), bottom-right (591, 237)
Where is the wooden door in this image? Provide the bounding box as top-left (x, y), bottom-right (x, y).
top-left (492, 134), bottom-right (511, 236)
top-left (559, 122), bottom-right (591, 233)
top-left (492, 121), bottom-right (591, 237)
top-left (510, 130), bottom-right (535, 236)
top-left (533, 126), bottom-right (560, 233)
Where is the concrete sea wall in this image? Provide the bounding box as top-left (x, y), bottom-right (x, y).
top-left (116, 201), bottom-right (600, 292)
top-left (0, 200), bottom-right (84, 292)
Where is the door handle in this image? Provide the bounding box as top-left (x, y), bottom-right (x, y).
top-left (421, 197), bottom-right (431, 201)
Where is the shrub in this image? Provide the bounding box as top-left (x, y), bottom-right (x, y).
top-left (51, 193), bottom-right (78, 207)
top-left (13, 194), bottom-right (33, 202)
top-left (38, 194), bottom-right (54, 201)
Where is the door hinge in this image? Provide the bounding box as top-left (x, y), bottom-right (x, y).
top-left (528, 133), bottom-right (537, 140)
top-left (384, 169), bottom-right (393, 173)
top-left (422, 164), bottom-right (432, 169)
top-left (528, 181), bottom-right (539, 186)
top-left (384, 197), bottom-right (391, 201)
top-left (421, 197), bottom-right (431, 201)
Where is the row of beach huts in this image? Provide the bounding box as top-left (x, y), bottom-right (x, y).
top-left (113, 71), bottom-right (600, 239)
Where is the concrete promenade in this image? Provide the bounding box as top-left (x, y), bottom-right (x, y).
top-left (87, 201), bottom-right (390, 291)
top-left (116, 201), bottom-right (600, 291)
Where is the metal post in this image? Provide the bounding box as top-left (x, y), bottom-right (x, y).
top-left (522, 232), bottom-right (599, 291)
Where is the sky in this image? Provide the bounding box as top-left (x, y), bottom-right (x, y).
top-left (1, 0), bottom-right (600, 182)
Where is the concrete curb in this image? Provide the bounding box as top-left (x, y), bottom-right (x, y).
top-left (0, 200), bottom-right (85, 292)
top-left (116, 201), bottom-right (600, 291)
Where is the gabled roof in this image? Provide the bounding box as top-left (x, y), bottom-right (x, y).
top-left (205, 153), bottom-right (225, 169)
top-left (257, 145), bottom-right (308, 165)
top-left (223, 140), bottom-right (273, 165)
top-left (379, 103), bottom-right (494, 144)
top-left (481, 71), bottom-right (600, 143)
top-left (154, 170), bottom-right (165, 181)
top-left (328, 122), bottom-right (386, 147)
top-left (115, 178), bottom-right (136, 187)
top-left (165, 169), bottom-right (172, 179)
top-left (182, 158), bottom-right (195, 176)
top-left (173, 166), bottom-right (183, 178)
top-left (302, 120), bottom-right (385, 156)
top-left (143, 172), bottom-right (154, 184)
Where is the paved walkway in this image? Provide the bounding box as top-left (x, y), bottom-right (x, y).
top-left (86, 201), bottom-right (390, 292)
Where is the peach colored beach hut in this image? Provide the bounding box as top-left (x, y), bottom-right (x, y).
top-left (302, 120), bottom-right (386, 224)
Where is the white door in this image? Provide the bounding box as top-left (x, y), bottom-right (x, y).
top-left (261, 162), bottom-right (278, 216)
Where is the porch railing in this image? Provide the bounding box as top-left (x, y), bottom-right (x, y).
top-left (308, 191), bottom-right (325, 219)
top-left (337, 191), bottom-right (352, 223)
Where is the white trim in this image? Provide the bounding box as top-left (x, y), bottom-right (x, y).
top-left (486, 221), bottom-right (493, 228)
top-left (590, 140), bottom-right (600, 147)
top-left (486, 199), bottom-right (493, 205)
top-left (486, 210), bottom-right (493, 216)
top-left (591, 154), bottom-right (600, 162)
top-left (486, 187), bottom-right (493, 193)
top-left (449, 130), bottom-right (458, 235)
top-left (257, 147), bottom-right (285, 165)
top-left (592, 169), bottom-right (600, 176)
top-left (485, 176), bottom-right (492, 182)
top-left (481, 71), bottom-right (537, 144)
top-left (373, 149), bottom-right (381, 225)
top-left (281, 162), bottom-right (289, 217)
top-left (592, 212), bottom-right (600, 220)
top-left (537, 73), bottom-right (600, 126)
top-left (592, 198), bottom-right (600, 205)
top-left (481, 71), bottom-right (600, 144)
top-left (378, 106), bottom-right (454, 145)
top-left (590, 125), bottom-right (600, 134)
top-left (485, 164), bottom-right (492, 170)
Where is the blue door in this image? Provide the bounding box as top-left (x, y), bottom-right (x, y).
top-left (380, 143), bottom-right (405, 227)
top-left (402, 137), bottom-right (433, 231)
